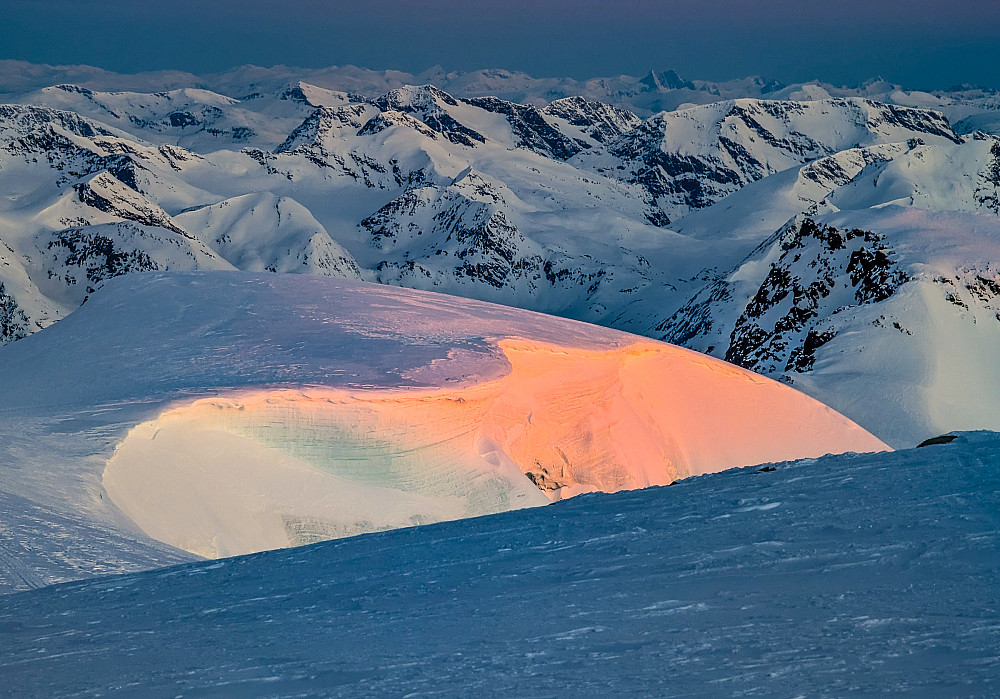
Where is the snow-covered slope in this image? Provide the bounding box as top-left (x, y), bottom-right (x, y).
top-left (13, 82), bottom-right (359, 151)
top-left (174, 192), bottom-right (363, 277)
top-left (0, 86), bottom-right (973, 326)
top-left (2, 431), bottom-right (995, 697)
top-left (654, 132), bottom-right (1000, 446)
top-left (0, 272), bottom-right (884, 587)
top-left (573, 97), bottom-right (962, 225)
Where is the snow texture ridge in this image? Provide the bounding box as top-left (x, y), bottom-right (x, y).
top-left (102, 336), bottom-right (886, 558)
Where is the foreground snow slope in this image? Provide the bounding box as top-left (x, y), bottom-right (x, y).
top-left (2, 432), bottom-right (996, 697)
top-left (0, 271), bottom-right (884, 589)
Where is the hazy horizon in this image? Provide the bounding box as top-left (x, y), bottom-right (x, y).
top-left (3, 0), bottom-right (1000, 91)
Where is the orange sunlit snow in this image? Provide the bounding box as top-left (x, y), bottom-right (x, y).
top-left (105, 338), bottom-right (888, 558)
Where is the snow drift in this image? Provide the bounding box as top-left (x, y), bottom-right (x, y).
top-left (0, 272), bottom-right (885, 587)
top-left (98, 276), bottom-right (886, 558)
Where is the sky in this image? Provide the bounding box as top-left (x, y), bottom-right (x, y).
top-left (3, 0), bottom-right (1000, 89)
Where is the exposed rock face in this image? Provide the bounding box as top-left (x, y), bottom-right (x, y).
top-left (464, 96), bottom-right (587, 159)
top-left (723, 218), bottom-right (909, 374)
top-left (574, 98), bottom-right (963, 225)
top-left (374, 86), bottom-right (486, 146)
top-left (0, 281), bottom-right (32, 344)
top-left (542, 96), bottom-right (642, 144)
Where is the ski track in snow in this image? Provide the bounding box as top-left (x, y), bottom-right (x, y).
top-left (0, 433), bottom-right (997, 697)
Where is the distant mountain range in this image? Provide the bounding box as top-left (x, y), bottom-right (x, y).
top-left (3, 60), bottom-right (999, 121)
top-left (1, 61), bottom-right (999, 446)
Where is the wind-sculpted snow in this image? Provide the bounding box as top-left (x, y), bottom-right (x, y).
top-left (0, 272), bottom-right (885, 586)
top-left (102, 324), bottom-right (886, 560)
top-left (2, 432), bottom-right (996, 697)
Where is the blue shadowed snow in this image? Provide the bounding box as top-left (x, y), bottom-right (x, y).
top-left (1, 431), bottom-right (998, 697)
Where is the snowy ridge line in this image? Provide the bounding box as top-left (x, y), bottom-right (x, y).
top-left (101, 335), bottom-right (887, 559)
top-left (3, 60), bottom-right (999, 124)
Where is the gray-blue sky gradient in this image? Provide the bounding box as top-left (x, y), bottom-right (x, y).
top-left (4, 0), bottom-right (1000, 88)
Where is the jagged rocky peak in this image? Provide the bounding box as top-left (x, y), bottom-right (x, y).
top-left (655, 213), bottom-right (916, 371)
top-left (542, 96), bottom-right (642, 144)
top-left (375, 84), bottom-right (461, 111)
top-left (848, 98), bottom-right (962, 144)
top-left (462, 95), bottom-right (586, 159)
top-left (278, 82), bottom-right (317, 104)
top-left (37, 221), bottom-right (227, 307)
top-left (725, 217), bottom-right (908, 374)
top-left (373, 85), bottom-right (486, 146)
top-left (582, 96), bottom-right (970, 226)
top-left (69, 171), bottom-right (189, 237)
top-left (273, 103), bottom-right (377, 154)
top-left (276, 81), bottom-right (359, 108)
top-left (357, 110), bottom-right (438, 139)
top-left (0, 103), bottom-right (118, 141)
top-left (360, 167), bottom-right (543, 292)
top-left (638, 69), bottom-right (695, 92)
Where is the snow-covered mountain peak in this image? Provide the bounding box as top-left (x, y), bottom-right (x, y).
top-left (175, 192), bottom-right (362, 278)
top-left (275, 81), bottom-right (357, 108)
top-left (638, 69), bottom-right (695, 92)
top-left (542, 95), bottom-right (642, 144)
top-left (70, 170), bottom-right (189, 236)
top-left (571, 96), bottom-right (966, 226)
top-left (373, 85), bottom-right (487, 146)
top-left (0, 103), bottom-right (120, 142)
top-left (376, 83), bottom-right (462, 110)
top-left (273, 103), bottom-right (379, 154)
top-left (357, 109), bottom-right (440, 139)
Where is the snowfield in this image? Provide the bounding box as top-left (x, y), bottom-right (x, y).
top-left (0, 272), bottom-right (884, 583)
top-left (1, 431), bottom-right (997, 697)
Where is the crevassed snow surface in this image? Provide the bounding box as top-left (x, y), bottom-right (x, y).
top-left (1, 432), bottom-right (996, 697)
top-left (0, 271), bottom-right (884, 589)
